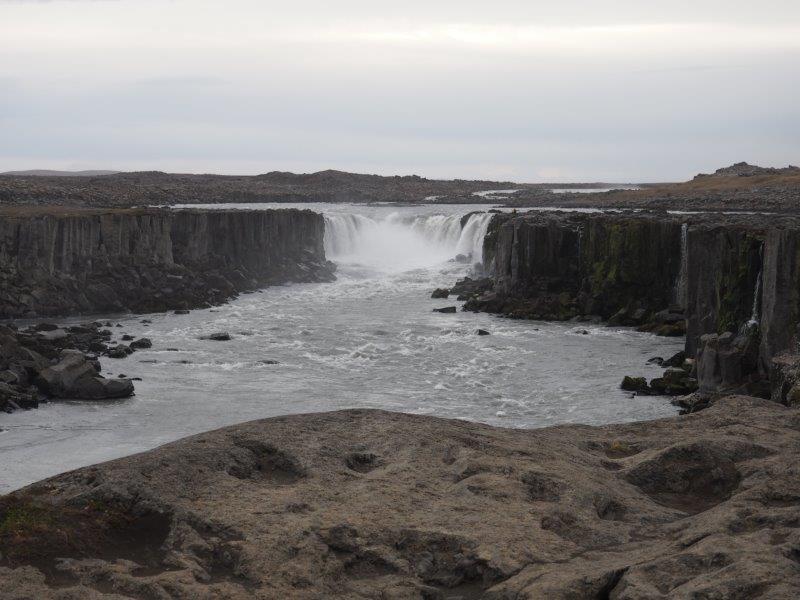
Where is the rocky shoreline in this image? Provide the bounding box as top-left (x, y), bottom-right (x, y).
top-left (1, 399), bottom-right (798, 598)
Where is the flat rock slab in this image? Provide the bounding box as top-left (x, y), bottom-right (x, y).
top-left (1, 396), bottom-right (799, 599)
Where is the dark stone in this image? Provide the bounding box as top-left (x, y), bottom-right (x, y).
top-left (433, 306), bottom-right (457, 314)
top-left (106, 345), bottom-right (132, 359)
top-left (203, 332), bottom-right (232, 341)
top-left (35, 351), bottom-right (134, 400)
top-left (431, 288), bottom-right (450, 299)
top-left (476, 329), bottom-right (490, 336)
top-left (88, 341), bottom-right (108, 353)
top-left (621, 376), bottom-right (649, 392)
top-left (663, 351), bottom-right (686, 368)
top-left (129, 338), bottom-right (153, 349)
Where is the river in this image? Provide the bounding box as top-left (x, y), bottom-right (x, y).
top-left (0, 203), bottom-right (683, 492)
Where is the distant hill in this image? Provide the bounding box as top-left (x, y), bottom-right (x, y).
top-left (694, 162), bottom-right (800, 179)
top-left (1, 169), bottom-right (119, 177)
top-left (0, 164), bottom-right (797, 212)
top-left (0, 169), bottom-right (521, 208)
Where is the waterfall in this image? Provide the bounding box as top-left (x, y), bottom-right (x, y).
top-left (748, 250), bottom-right (763, 328)
top-left (323, 213), bottom-right (375, 257)
top-left (323, 211), bottom-right (494, 272)
top-left (743, 243), bottom-right (764, 332)
top-left (749, 268), bottom-right (762, 326)
top-left (673, 222), bottom-right (689, 309)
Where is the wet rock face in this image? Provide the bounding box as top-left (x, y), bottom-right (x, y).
top-left (0, 208), bottom-right (334, 318)
top-left (1, 397), bottom-right (798, 598)
top-left (684, 225), bottom-right (764, 357)
top-left (466, 212), bottom-right (684, 321)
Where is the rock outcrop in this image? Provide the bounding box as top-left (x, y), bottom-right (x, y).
top-left (35, 350), bottom-right (133, 400)
top-left (467, 211), bottom-right (684, 322)
top-left (0, 208), bottom-right (334, 318)
top-left (1, 399), bottom-right (798, 599)
top-left (0, 322), bottom-right (136, 413)
top-left (695, 162), bottom-right (800, 179)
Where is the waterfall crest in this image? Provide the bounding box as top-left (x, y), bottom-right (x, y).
top-left (324, 212), bottom-right (494, 272)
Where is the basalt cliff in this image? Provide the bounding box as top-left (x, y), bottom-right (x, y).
top-left (462, 211), bottom-right (800, 400)
top-left (0, 208), bottom-right (334, 319)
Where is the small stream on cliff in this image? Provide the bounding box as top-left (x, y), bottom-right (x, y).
top-left (0, 203), bottom-right (683, 492)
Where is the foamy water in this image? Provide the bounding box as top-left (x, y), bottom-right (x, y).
top-left (0, 203), bottom-right (683, 492)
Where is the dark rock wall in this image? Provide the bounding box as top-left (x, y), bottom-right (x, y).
top-left (482, 212), bottom-right (683, 319)
top-left (579, 216), bottom-right (682, 317)
top-left (684, 225), bottom-right (764, 356)
top-left (0, 208), bottom-right (332, 318)
top-left (491, 214), bottom-right (581, 299)
top-left (759, 228), bottom-right (800, 371)
top-left (479, 211), bottom-right (800, 379)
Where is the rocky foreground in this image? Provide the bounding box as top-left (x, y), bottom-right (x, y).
top-left (1, 399), bottom-right (799, 599)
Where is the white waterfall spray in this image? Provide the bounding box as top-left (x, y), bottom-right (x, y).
top-left (743, 242), bottom-right (764, 331)
top-left (323, 211), bottom-right (494, 272)
top-left (748, 268), bottom-right (762, 326)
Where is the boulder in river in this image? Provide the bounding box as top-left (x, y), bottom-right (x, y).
top-left (129, 338), bottom-right (153, 349)
top-left (430, 288), bottom-right (450, 299)
top-left (106, 345), bottom-right (132, 359)
top-left (621, 376), bottom-right (649, 392)
top-left (433, 306), bottom-right (457, 313)
top-left (35, 351), bottom-right (134, 400)
top-left (202, 332), bottom-right (232, 341)
top-left (663, 350), bottom-right (687, 368)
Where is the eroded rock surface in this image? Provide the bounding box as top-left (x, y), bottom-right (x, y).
top-left (1, 397), bottom-right (798, 599)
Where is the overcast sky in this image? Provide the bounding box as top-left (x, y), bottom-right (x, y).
top-left (1, 0), bottom-right (798, 181)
